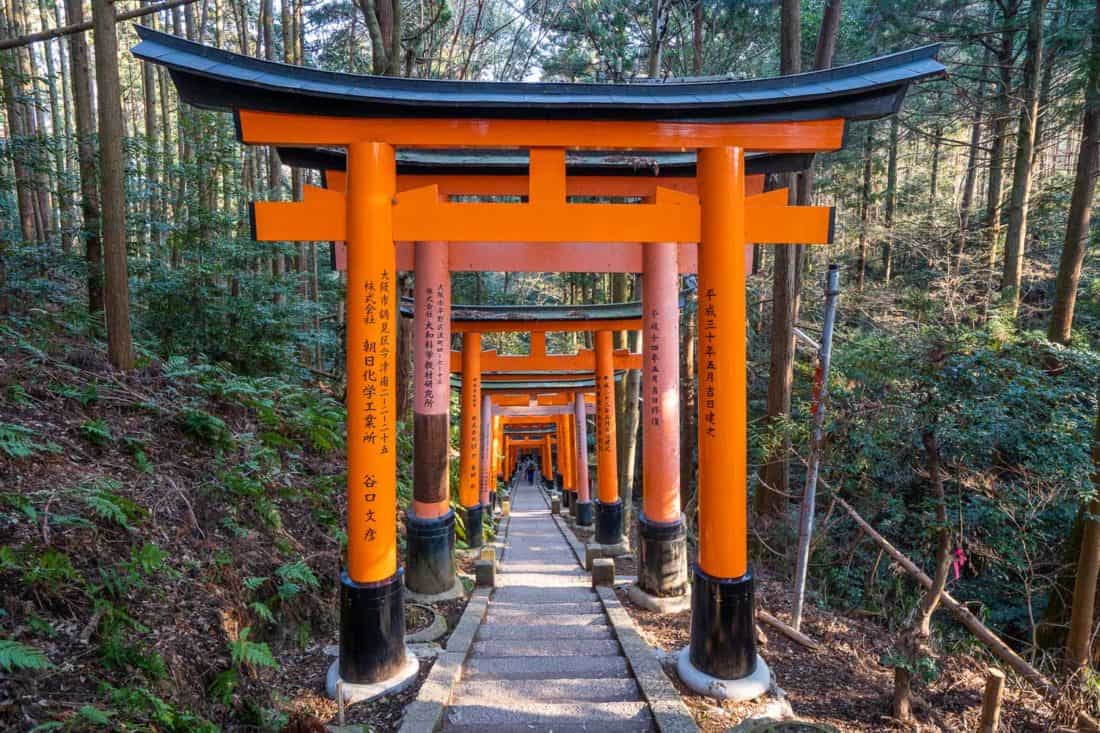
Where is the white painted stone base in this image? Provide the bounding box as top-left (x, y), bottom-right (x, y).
top-left (326, 651), bottom-right (420, 705)
top-left (404, 576), bottom-right (465, 603)
top-left (676, 647), bottom-right (772, 702)
top-left (625, 583), bottom-right (691, 614)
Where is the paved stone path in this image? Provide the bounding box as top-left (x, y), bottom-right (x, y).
top-left (443, 476), bottom-right (656, 732)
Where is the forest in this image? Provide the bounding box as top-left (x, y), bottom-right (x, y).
top-left (0, 0), bottom-right (1098, 730)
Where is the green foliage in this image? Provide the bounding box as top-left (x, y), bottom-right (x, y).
top-left (229, 627), bottom-right (278, 670)
top-left (79, 419), bottom-right (113, 446)
top-left (0, 639), bottom-right (52, 672)
top-left (82, 481), bottom-right (146, 529)
top-left (177, 408), bottom-right (234, 449)
top-left (22, 549), bottom-right (81, 588)
top-left (104, 685), bottom-right (218, 733)
top-left (0, 422), bottom-right (59, 459)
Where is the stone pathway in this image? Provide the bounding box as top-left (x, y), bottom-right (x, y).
top-left (443, 476), bottom-right (656, 732)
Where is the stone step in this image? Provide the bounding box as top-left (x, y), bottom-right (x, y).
top-left (487, 601), bottom-right (604, 615)
top-left (461, 654), bottom-right (630, 680)
top-left (483, 612), bottom-right (608, 627)
top-left (476, 623), bottom-right (613, 640)
top-left (470, 639), bottom-right (622, 657)
top-left (444, 701), bottom-right (654, 731)
top-left (492, 587), bottom-right (599, 604)
top-left (452, 677), bottom-right (642, 704)
top-left (445, 723), bottom-right (653, 733)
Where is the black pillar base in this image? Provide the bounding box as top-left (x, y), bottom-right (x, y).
top-left (489, 491), bottom-right (497, 513)
top-left (637, 513), bottom-right (688, 597)
top-left (339, 569), bottom-right (406, 684)
top-left (568, 491), bottom-right (578, 517)
top-left (561, 487), bottom-right (572, 508)
top-left (465, 504), bottom-right (484, 549)
top-left (575, 500), bottom-right (594, 527)
top-left (554, 472), bottom-right (563, 492)
top-left (404, 509), bottom-right (456, 596)
top-left (595, 499), bottom-right (624, 545)
top-left (688, 565), bottom-right (757, 680)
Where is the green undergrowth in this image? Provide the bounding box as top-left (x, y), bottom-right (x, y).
top-left (0, 307), bottom-right (416, 731)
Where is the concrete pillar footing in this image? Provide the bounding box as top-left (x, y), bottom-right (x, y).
top-left (675, 648), bottom-right (771, 702)
top-left (404, 577), bottom-right (465, 603)
top-left (326, 651), bottom-right (419, 704)
top-left (625, 582), bottom-right (691, 614)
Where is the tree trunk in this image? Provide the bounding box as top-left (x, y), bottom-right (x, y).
top-left (92, 0), bottom-right (134, 369)
top-left (1000, 0), bottom-right (1047, 317)
top-left (1066, 393), bottom-right (1100, 671)
top-left (985, 1), bottom-right (1020, 280)
top-left (954, 52), bottom-right (989, 273)
top-left (757, 0), bottom-right (841, 519)
top-left (0, 2), bottom-right (37, 245)
top-left (1048, 0), bottom-right (1100, 344)
top-left (647, 0), bottom-right (666, 77)
top-left (883, 116), bottom-right (899, 282)
top-left (64, 0), bottom-right (103, 315)
top-left (756, 0), bottom-right (801, 518)
top-left (691, 0), bottom-right (702, 75)
top-left (857, 125), bottom-right (873, 290)
top-left (893, 427), bottom-right (953, 720)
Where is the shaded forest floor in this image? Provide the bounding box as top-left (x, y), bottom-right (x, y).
top-left (614, 550), bottom-right (1056, 732)
top-left (0, 314), bottom-right (475, 732)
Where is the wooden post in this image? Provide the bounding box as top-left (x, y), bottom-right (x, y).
top-left (637, 240), bottom-right (688, 595)
top-left (687, 145), bottom-right (762, 682)
top-left (594, 329), bottom-right (623, 544)
top-left (460, 334), bottom-right (484, 547)
top-left (338, 141), bottom-right (406, 684)
top-left (574, 391), bottom-right (594, 526)
top-left (978, 668), bottom-right (1005, 733)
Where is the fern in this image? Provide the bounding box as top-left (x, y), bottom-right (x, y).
top-left (0, 639), bottom-right (53, 672)
top-left (249, 601), bottom-right (275, 624)
top-left (80, 419), bottom-right (113, 446)
top-left (243, 576), bottom-right (268, 592)
top-left (0, 422), bottom-right (44, 459)
top-left (275, 559), bottom-right (319, 590)
top-left (77, 705), bottom-right (114, 726)
top-left (229, 627), bottom-right (278, 670)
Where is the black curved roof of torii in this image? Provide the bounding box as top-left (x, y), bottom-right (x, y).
top-left (452, 373), bottom-right (624, 391)
top-left (131, 26), bottom-right (942, 123)
top-left (276, 146), bottom-right (815, 177)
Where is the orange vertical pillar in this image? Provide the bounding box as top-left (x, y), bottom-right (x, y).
top-left (638, 241), bottom-right (688, 597)
top-left (574, 392), bottom-right (594, 527)
top-left (460, 332), bottom-right (484, 548)
top-left (337, 141), bottom-right (412, 688)
top-left (594, 330), bottom-right (623, 545)
top-left (541, 433), bottom-right (552, 480)
top-left (406, 240), bottom-right (455, 595)
top-left (683, 145), bottom-right (766, 691)
top-left (480, 394), bottom-right (493, 511)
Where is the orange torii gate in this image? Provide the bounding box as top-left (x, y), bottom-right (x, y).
top-left (135, 26), bottom-right (942, 702)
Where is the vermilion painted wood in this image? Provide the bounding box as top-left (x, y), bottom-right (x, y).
top-left (459, 333), bottom-right (482, 509)
top-left (697, 146), bottom-right (748, 579)
top-left (594, 331), bottom-right (619, 506)
top-left (574, 392), bottom-right (591, 505)
top-left (236, 110), bottom-right (846, 151)
top-left (253, 182), bottom-right (831, 246)
top-left (642, 242), bottom-right (682, 525)
top-left (411, 239), bottom-right (451, 520)
top-left (344, 142), bottom-right (398, 585)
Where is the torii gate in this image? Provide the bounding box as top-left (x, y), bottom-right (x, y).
top-left (135, 26), bottom-right (942, 702)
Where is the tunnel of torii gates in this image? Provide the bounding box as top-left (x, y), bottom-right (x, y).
top-left (134, 26), bottom-right (942, 701)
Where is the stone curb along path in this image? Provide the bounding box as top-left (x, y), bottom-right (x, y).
top-left (399, 475), bottom-right (698, 732)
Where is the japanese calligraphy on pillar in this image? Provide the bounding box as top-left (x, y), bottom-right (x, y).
top-left (648, 308), bottom-right (661, 428)
top-left (467, 374), bottom-right (480, 490)
top-left (379, 269), bottom-right (392, 455)
top-left (360, 276), bottom-right (382, 542)
top-left (703, 288), bottom-right (718, 438)
top-left (598, 373), bottom-right (613, 454)
top-left (423, 285), bottom-right (435, 409)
